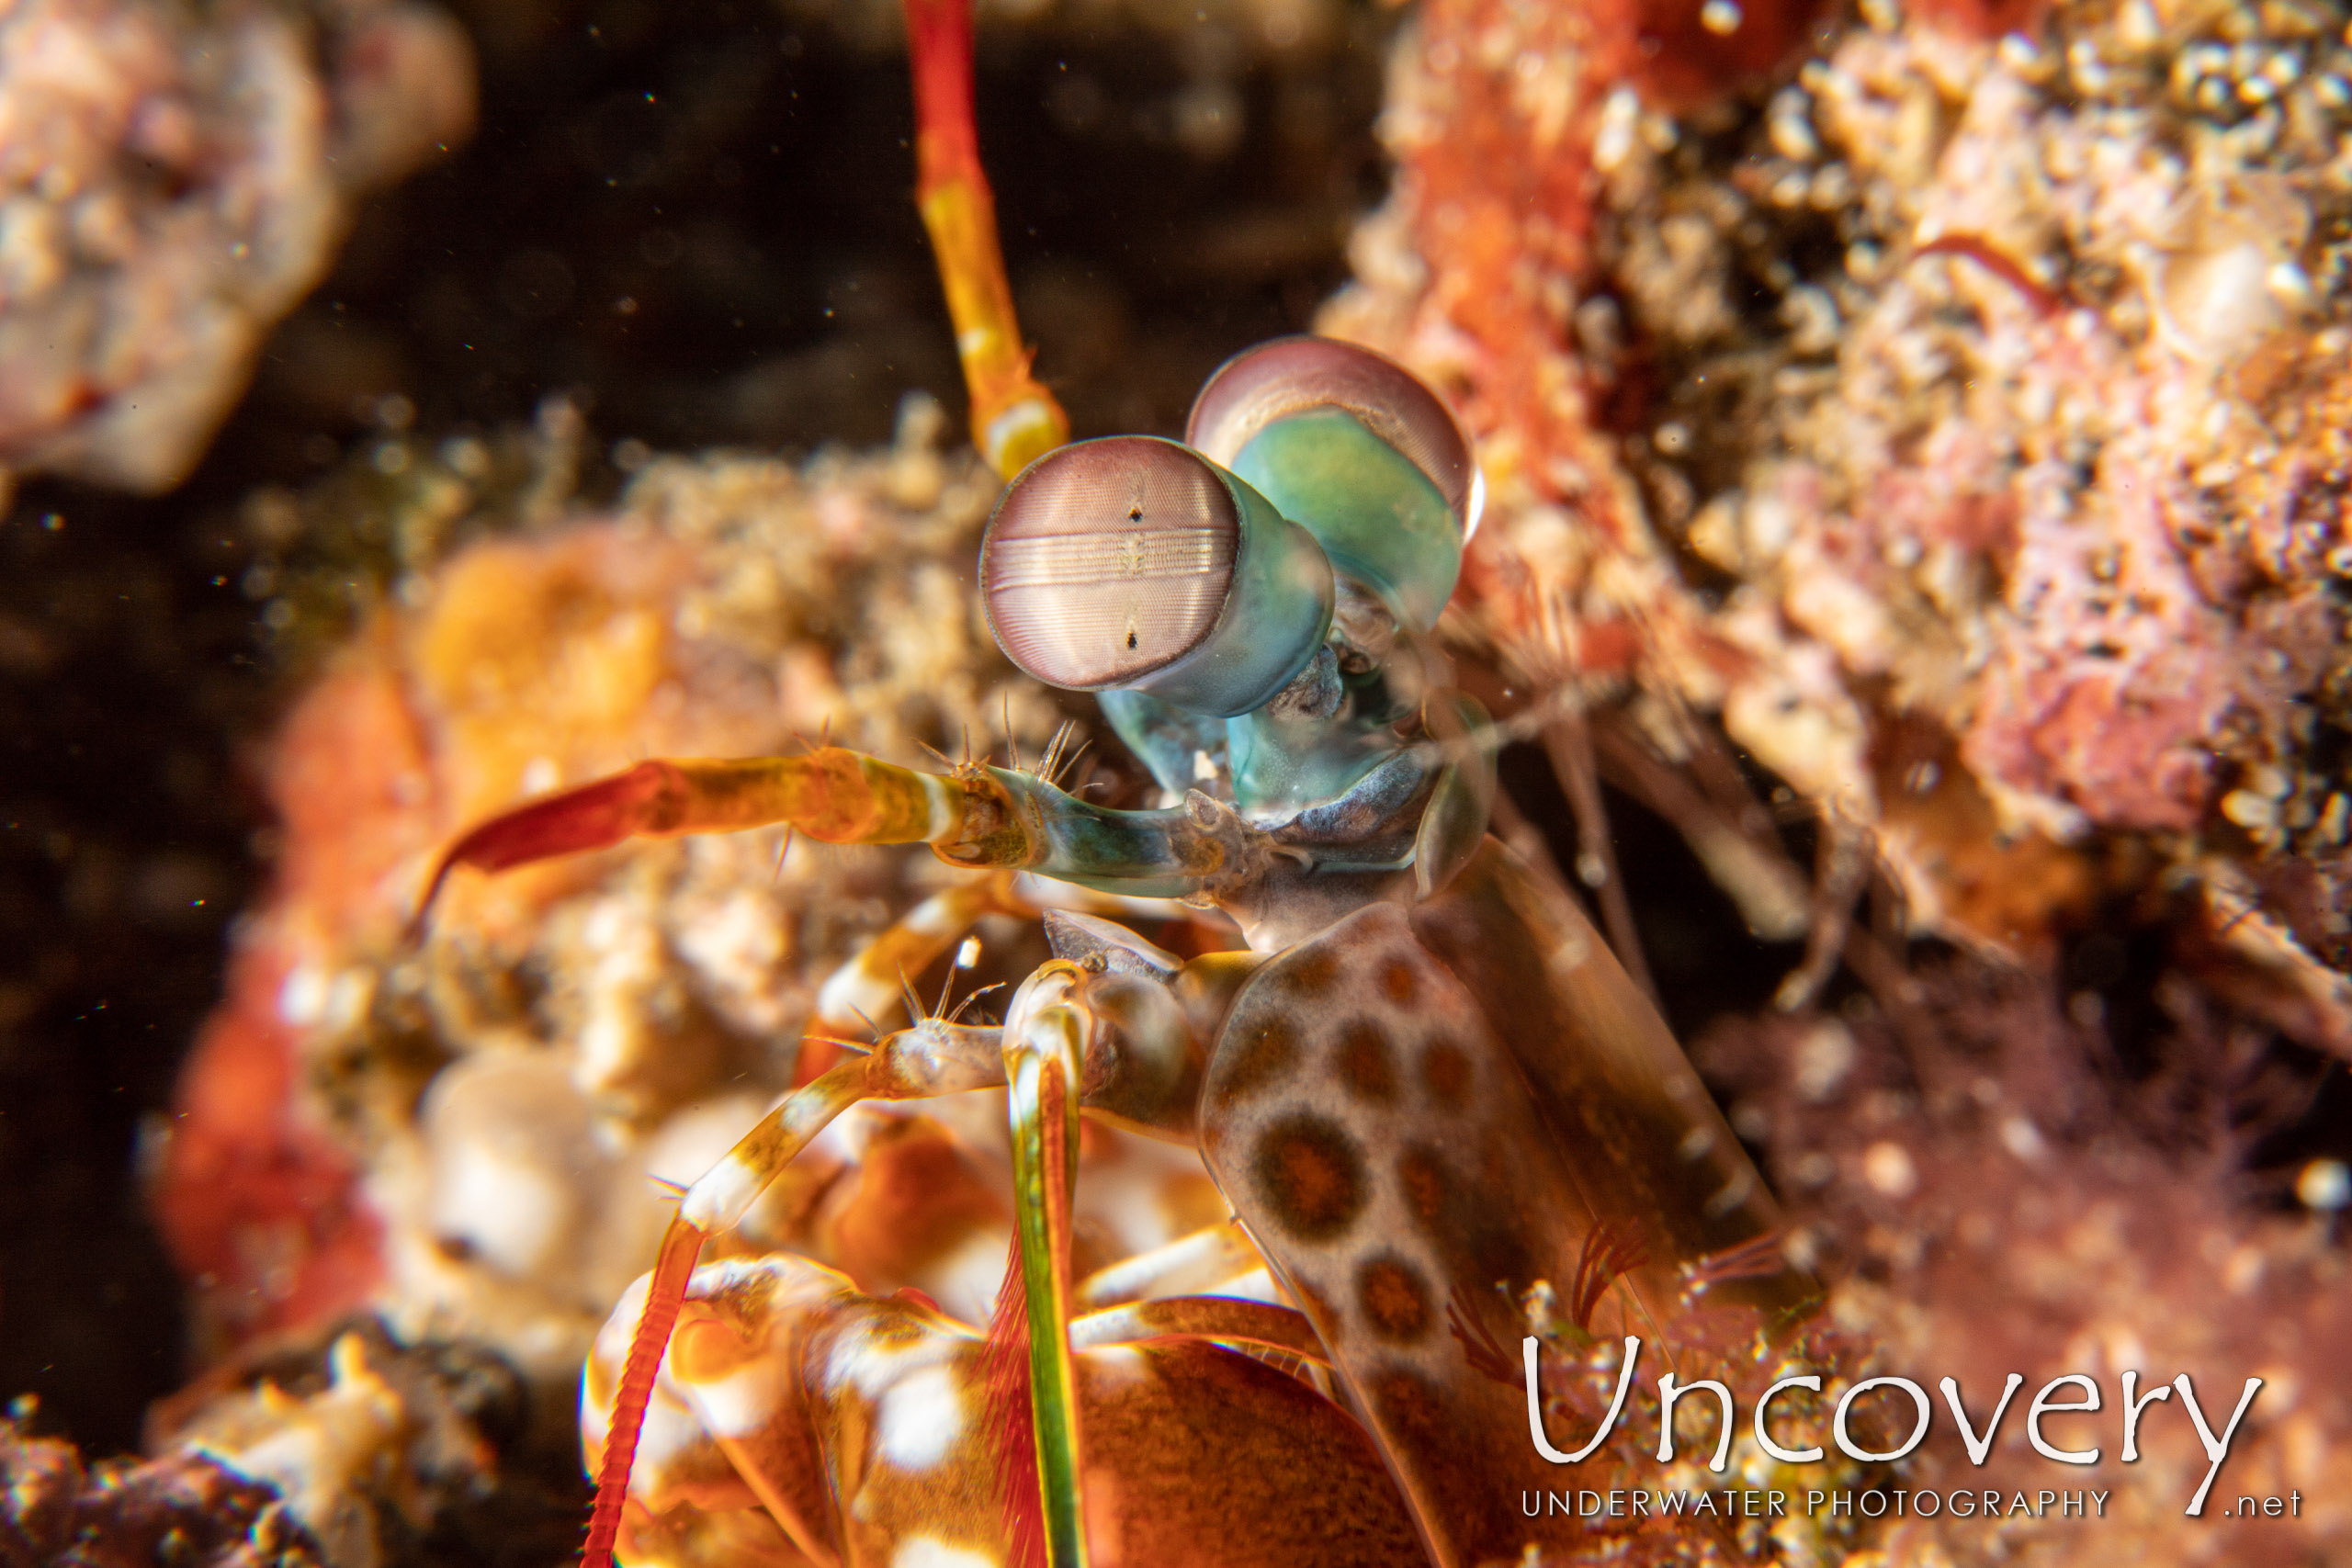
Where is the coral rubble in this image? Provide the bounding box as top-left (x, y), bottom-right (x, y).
top-left (157, 400), bottom-right (1005, 1349)
top-left (153, 398), bottom-right (1226, 1409)
top-left (0, 0), bottom-right (473, 495)
top-left (0, 1413), bottom-right (322, 1567)
top-left (1317, 1), bottom-right (2352, 1561)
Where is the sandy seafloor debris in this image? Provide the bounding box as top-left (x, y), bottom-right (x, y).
top-left (3, 0), bottom-right (2350, 1562)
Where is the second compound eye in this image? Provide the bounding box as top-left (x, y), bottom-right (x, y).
top-left (982, 436), bottom-right (1332, 717)
top-left (1185, 336), bottom-right (1477, 631)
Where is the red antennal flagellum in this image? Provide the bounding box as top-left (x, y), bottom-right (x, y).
top-left (984, 1233), bottom-right (1046, 1568)
top-left (582, 1215), bottom-right (707, 1568)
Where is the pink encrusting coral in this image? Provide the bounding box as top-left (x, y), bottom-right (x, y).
top-left (1698, 964), bottom-right (2352, 1564)
top-left (1317, 5), bottom-right (2352, 1557)
top-left (1324, 0), bottom-right (2352, 1027)
top-left (1968, 447), bottom-right (2248, 836)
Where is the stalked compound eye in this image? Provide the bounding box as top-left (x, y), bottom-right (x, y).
top-left (1185, 336), bottom-right (1479, 631)
top-left (985, 438), bottom-right (1233, 690)
top-left (982, 436), bottom-right (1334, 717)
top-left (1187, 337), bottom-right (1476, 525)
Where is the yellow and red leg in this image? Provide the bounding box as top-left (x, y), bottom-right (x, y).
top-left (904, 0), bottom-right (1069, 479)
top-left (583, 1010), bottom-right (1012, 1568)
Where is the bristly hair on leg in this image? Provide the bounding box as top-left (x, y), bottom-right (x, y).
top-left (1679, 1230), bottom-right (1790, 1301)
top-left (983, 1230), bottom-right (1046, 1568)
top-left (934, 955), bottom-right (967, 1023)
top-left (806, 1031), bottom-right (875, 1057)
top-left (945, 981), bottom-right (1006, 1026)
top-left (896, 964), bottom-right (928, 1026)
top-left (1035, 720), bottom-right (1089, 790)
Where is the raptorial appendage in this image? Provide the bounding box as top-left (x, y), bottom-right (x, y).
top-left (414, 745), bottom-right (1276, 933)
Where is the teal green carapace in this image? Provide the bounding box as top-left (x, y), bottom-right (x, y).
top-left (1100, 647), bottom-right (1427, 829)
top-left (1140, 453), bottom-right (1336, 719)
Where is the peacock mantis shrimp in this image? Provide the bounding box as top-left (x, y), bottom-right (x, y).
top-left (416, 3), bottom-right (1816, 1564)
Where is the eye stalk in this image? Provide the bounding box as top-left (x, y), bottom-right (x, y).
top-left (982, 435), bottom-right (1334, 718)
top-left (1186, 336), bottom-right (1478, 632)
